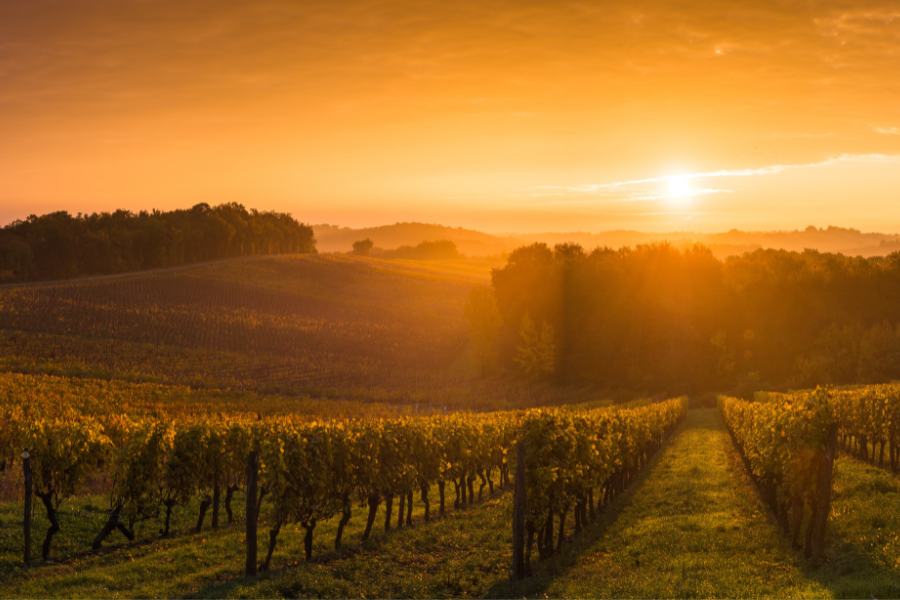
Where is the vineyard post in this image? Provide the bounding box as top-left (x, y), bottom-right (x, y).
top-left (512, 440), bottom-right (526, 580)
top-left (22, 450), bottom-right (32, 566)
top-left (245, 448), bottom-right (259, 577)
top-left (807, 423), bottom-right (837, 563)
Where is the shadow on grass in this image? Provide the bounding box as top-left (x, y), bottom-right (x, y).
top-left (802, 530), bottom-right (900, 599)
top-left (198, 521), bottom-right (422, 590)
top-left (1, 498), bottom-right (240, 575)
top-left (484, 412), bottom-right (693, 599)
top-left (186, 490), bottom-right (512, 599)
top-left (802, 458), bottom-right (900, 598)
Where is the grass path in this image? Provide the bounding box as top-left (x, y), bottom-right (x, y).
top-left (536, 408), bottom-right (828, 598)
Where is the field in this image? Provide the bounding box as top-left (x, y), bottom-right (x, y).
top-left (0, 254), bottom-right (475, 403)
top-left (0, 254), bottom-right (588, 410)
top-left (0, 254), bottom-right (898, 599)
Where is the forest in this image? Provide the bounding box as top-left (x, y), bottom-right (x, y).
top-left (0, 203), bottom-right (316, 282)
top-left (480, 243), bottom-right (900, 392)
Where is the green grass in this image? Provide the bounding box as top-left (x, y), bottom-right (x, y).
top-left (1, 408), bottom-right (897, 598)
top-left (817, 455), bottom-right (900, 597)
top-left (0, 484), bottom-right (514, 598)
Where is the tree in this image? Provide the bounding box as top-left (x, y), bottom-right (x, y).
top-left (486, 243), bottom-right (900, 392)
top-left (352, 238), bottom-right (374, 256)
top-left (515, 315), bottom-right (556, 379)
top-left (0, 204), bottom-right (316, 282)
top-left (385, 240), bottom-right (460, 260)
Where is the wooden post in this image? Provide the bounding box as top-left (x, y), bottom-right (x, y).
top-left (245, 449), bottom-right (259, 577)
top-left (512, 441), bottom-right (526, 580)
top-left (211, 477), bottom-right (221, 530)
top-left (806, 424), bottom-right (837, 563)
top-left (23, 450), bottom-right (32, 566)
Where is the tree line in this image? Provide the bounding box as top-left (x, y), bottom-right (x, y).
top-left (0, 203), bottom-right (316, 282)
top-left (470, 242), bottom-right (900, 393)
top-left (351, 238), bottom-right (461, 260)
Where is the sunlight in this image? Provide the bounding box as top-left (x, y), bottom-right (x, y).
top-left (665, 173), bottom-right (694, 207)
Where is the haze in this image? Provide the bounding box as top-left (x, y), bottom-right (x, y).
top-left (2, 0), bottom-right (899, 233)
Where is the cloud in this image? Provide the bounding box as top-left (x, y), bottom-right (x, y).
top-left (873, 125), bottom-right (900, 135)
top-left (532, 154), bottom-right (900, 203)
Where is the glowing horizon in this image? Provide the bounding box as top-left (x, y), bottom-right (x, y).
top-left (1, 1), bottom-right (899, 234)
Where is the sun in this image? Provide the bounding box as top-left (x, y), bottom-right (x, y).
top-left (664, 174), bottom-right (693, 207)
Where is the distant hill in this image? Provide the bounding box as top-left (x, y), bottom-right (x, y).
top-left (314, 223), bottom-right (900, 259)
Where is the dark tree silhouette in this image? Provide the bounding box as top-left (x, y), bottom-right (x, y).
top-left (486, 243), bottom-right (900, 392)
top-left (352, 238), bottom-right (374, 256)
top-left (0, 203), bottom-right (316, 282)
top-left (384, 240), bottom-right (460, 260)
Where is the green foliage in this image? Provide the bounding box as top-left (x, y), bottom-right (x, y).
top-left (105, 419), bottom-right (173, 521)
top-left (20, 415), bottom-right (110, 509)
top-left (828, 384), bottom-right (898, 470)
top-left (721, 391), bottom-right (835, 486)
top-left (720, 390), bottom-right (837, 557)
top-left (515, 315), bottom-right (556, 378)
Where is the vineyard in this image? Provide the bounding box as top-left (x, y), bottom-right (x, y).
top-left (0, 256), bottom-right (897, 597)
top-left (1, 383), bottom-right (897, 597)
top-left (0, 385), bottom-right (686, 566)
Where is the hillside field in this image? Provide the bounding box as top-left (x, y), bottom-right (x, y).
top-left (0, 254), bottom-right (580, 410)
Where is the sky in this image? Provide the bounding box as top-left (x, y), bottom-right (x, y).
top-left (1, 0), bottom-right (899, 233)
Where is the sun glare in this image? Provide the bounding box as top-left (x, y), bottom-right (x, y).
top-left (665, 174), bottom-right (693, 207)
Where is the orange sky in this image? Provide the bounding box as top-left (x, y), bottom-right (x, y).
top-left (2, 0), bottom-right (899, 233)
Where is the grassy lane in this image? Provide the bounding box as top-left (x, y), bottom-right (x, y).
top-left (534, 408), bottom-right (827, 598)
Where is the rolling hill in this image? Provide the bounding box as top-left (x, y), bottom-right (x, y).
top-left (313, 223), bottom-right (512, 256)
top-left (314, 223), bottom-right (900, 259)
top-left (0, 255), bottom-right (469, 403)
top-left (0, 253), bottom-right (580, 409)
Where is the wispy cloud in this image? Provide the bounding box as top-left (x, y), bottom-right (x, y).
top-left (532, 154), bottom-right (899, 203)
top-left (873, 125), bottom-right (900, 135)
top-left (632, 188), bottom-right (731, 202)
